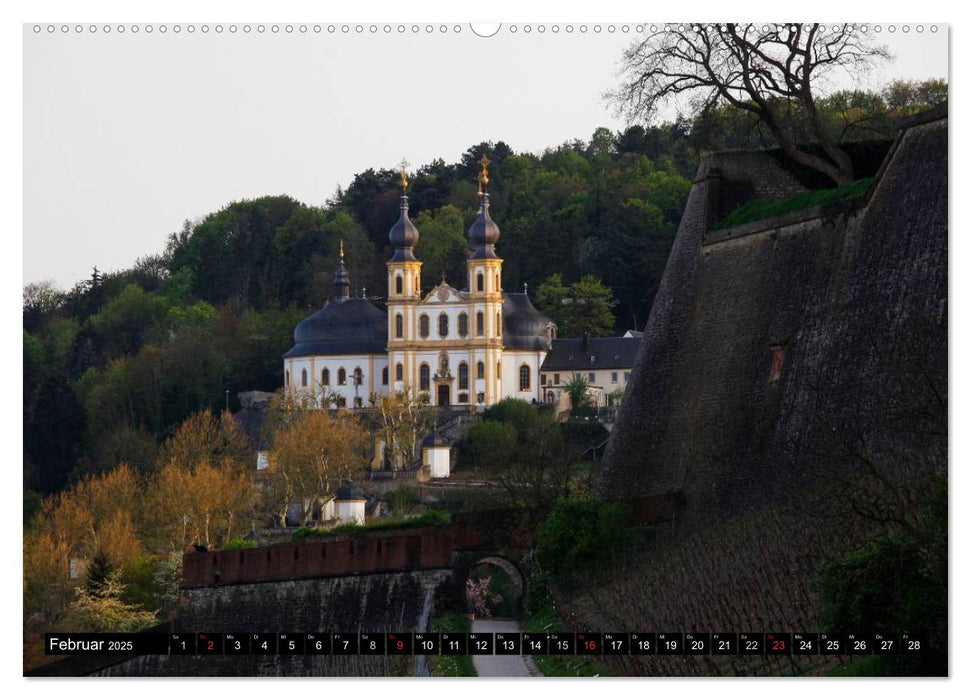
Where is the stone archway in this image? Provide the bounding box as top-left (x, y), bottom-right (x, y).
top-left (464, 555), bottom-right (525, 619)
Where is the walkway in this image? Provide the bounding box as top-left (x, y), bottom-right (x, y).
top-left (470, 618), bottom-right (542, 677)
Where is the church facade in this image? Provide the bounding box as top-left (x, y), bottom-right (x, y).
top-left (283, 157), bottom-right (555, 408)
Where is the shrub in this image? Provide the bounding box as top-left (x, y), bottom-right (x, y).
top-left (221, 538), bottom-right (258, 551)
top-left (462, 420), bottom-right (517, 471)
top-left (535, 498), bottom-right (634, 577)
top-left (482, 398), bottom-right (536, 427)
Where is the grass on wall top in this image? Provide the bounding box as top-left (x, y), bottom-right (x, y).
top-left (712, 177), bottom-right (874, 231)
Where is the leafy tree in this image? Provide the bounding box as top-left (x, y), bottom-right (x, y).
top-left (413, 205), bottom-right (469, 289)
top-left (268, 410), bottom-right (369, 526)
top-left (158, 409), bottom-right (251, 471)
top-left (66, 572), bottom-right (157, 633)
top-left (373, 389), bottom-right (432, 470)
top-left (610, 24), bottom-right (891, 184)
top-left (536, 273), bottom-right (616, 337)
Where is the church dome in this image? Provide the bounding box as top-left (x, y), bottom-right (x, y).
top-left (502, 292), bottom-right (554, 351)
top-left (467, 193), bottom-right (501, 260)
top-left (286, 297), bottom-right (387, 357)
top-left (335, 481), bottom-right (366, 501)
top-left (388, 194), bottom-right (420, 262)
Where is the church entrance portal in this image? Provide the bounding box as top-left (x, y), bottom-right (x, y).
top-left (437, 385), bottom-right (450, 407)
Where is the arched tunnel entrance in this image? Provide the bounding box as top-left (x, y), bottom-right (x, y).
top-left (462, 555), bottom-right (525, 620)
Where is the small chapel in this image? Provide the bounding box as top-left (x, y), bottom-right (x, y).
top-left (283, 156), bottom-right (556, 408)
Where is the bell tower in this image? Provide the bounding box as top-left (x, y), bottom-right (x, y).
top-left (387, 160), bottom-right (422, 393)
top-left (466, 154), bottom-right (504, 404)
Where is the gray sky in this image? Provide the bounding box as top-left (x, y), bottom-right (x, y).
top-left (23, 23), bottom-right (947, 289)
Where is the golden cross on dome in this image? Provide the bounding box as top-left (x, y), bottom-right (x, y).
top-left (339, 239), bottom-right (345, 260)
top-left (399, 158), bottom-right (410, 191)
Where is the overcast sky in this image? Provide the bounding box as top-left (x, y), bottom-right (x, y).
top-left (23, 23), bottom-right (948, 289)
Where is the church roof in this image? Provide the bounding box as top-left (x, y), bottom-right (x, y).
top-left (421, 427), bottom-right (451, 448)
top-left (502, 292), bottom-right (554, 351)
top-left (285, 297), bottom-right (387, 357)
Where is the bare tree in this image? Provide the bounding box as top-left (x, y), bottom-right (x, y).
top-left (609, 24), bottom-right (890, 185)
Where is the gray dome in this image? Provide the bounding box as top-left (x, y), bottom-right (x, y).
top-left (388, 194), bottom-right (420, 262)
top-left (502, 292), bottom-right (554, 351)
top-left (335, 481), bottom-right (366, 501)
top-left (467, 193), bottom-right (501, 260)
top-left (286, 298), bottom-right (387, 357)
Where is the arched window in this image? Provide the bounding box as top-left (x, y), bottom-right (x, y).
top-left (414, 273), bottom-right (419, 293)
top-left (338, 367), bottom-right (347, 385)
top-left (285, 369), bottom-right (290, 386)
top-left (395, 275), bottom-right (403, 295)
top-left (519, 364), bottom-right (531, 391)
top-left (419, 314), bottom-right (430, 338)
top-left (477, 272), bottom-right (484, 292)
top-left (322, 368), bottom-right (330, 386)
top-left (438, 313), bottom-right (449, 337)
top-left (477, 361), bottom-right (485, 379)
top-left (496, 312), bottom-right (502, 335)
top-left (299, 368), bottom-right (306, 387)
top-left (458, 312), bottom-right (468, 337)
top-left (419, 364), bottom-right (430, 391)
top-left (395, 313), bottom-right (403, 338)
top-left (353, 367), bottom-right (363, 386)
top-left (459, 362), bottom-right (469, 390)
top-left (497, 361), bottom-right (502, 379)
top-left (495, 272), bottom-right (500, 290)
top-left (396, 363), bottom-right (403, 381)
top-left (382, 367), bottom-right (389, 385)
top-left (476, 312), bottom-right (484, 336)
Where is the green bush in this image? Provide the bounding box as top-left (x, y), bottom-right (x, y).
top-left (482, 398), bottom-right (536, 427)
top-left (535, 498), bottom-right (634, 577)
top-left (221, 538), bottom-right (258, 551)
top-left (463, 420), bottom-right (518, 471)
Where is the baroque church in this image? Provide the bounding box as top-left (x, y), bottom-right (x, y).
top-left (283, 156), bottom-right (556, 408)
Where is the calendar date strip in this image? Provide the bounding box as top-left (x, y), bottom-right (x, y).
top-left (45, 632), bottom-right (926, 656)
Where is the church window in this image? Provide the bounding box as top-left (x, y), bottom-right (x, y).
top-left (382, 367), bottom-right (389, 385)
top-left (497, 361), bottom-right (501, 379)
top-left (322, 368), bottom-right (330, 386)
top-left (301, 369), bottom-right (307, 387)
top-left (459, 362), bottom-right (469, 390)
top-left (396, 363), bottom-right (403, 381)
top-left (354, 397), bottom-right (363, 408)
top-left (495, 272), bottom-right (500, 290)
top-left (414, 273), bottom-right (419, 292)
top-left (338, 368), bottom-right (347, 385)
top-left (420, 364), bottom-right (430, 391)
top-left (285, 370), bottom-right (290, 386)
top-left (395, 275), bottom-right (403, 295)
top-left (419, 314), bottom-right (430, 338)
top-left (458, 392), bottom-right (469, 404)
top-left (438, 313), bottom-right (449, 337)
top-left (395, 314), bottom-right (403, 338)
top-left (496, 312), bottom-right (501, 335)
top-left (476, 312), bottom-right (484, 336)
top-left (519, 364), bottom-right (531, 391)
top-left (477, 273), bottom-right (484, 292)
top-left (477, 361), bottom-right (485, 379)
top-left (458, 313), bottom-right (468, 337)
top-left (353, 367), bottom-right (363, 386)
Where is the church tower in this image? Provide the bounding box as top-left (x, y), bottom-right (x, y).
top-left (387, 161), bottom-right (422, 394)
top-left (466, 155), bottom-right (505, 404)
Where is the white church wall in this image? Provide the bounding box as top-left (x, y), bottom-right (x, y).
top-left (501, 350), bottom-right (545, 403)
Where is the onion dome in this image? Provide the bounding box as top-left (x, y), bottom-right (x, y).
top-left (285, 251), bottom-right (387, 357)
top-left (467, 154), bottom-right (501, 260)
top-left (335, 481), bottom-right (366, 501)
top-left (388, 161), bottom-right (420, 262)
top-left (502, 292), bottom-right (555, 351)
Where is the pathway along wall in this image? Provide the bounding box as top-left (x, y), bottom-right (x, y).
top-left (598, 111), bottom-right (946, 527)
